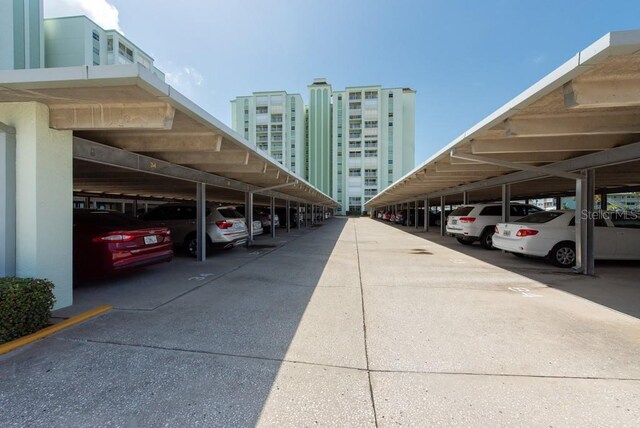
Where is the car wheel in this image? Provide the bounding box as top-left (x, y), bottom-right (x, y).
top-left (512, 252), bottom-right (525, 258)
top-left (549, 242), bottom-right (576, 267)
top-left (479, 228), bottom-right (495, 250)
top-left (184, 233), bottom-right (208, 258)
top-left (456, 236), bottom-right (473, 245)
top-left (435, 218), bottom-right (441, 227)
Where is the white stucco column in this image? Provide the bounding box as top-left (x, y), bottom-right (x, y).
top-left (0, 102), bottom-right (73, 309)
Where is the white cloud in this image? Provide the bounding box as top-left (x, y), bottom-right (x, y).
top-left (44, 0), bottom-right (122, 33)
top-left (163, 65), bottom-right (205, 98)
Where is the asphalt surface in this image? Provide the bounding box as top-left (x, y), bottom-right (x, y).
top-left (1, 217), bottom-right (639, 427)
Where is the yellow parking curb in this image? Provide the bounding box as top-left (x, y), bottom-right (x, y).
top-left (0, 305), bottom-right (112, 356)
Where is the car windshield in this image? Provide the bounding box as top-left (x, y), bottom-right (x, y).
top-left (515, 211), bottom-right (565, 224)
top-left (74, 210), bottom-right (144, 227)
top-left (450, 206), bottom-right (473, 216)
top-left (218, 208), bottom-right (244, 219)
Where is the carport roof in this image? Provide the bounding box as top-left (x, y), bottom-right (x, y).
top-left (367, 30), bottom-right (640, 208)
top-left (0, 65), bottom-right (339, 208)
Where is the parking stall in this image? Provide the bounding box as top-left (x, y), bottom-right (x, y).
top-left (0, 66), bottom-right (338, 309)
top-left (366, 31), bottom-right (640, 275)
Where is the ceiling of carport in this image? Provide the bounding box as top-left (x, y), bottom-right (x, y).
top-left (367, 31), bottom-right (640, 208)
top-left (0, 66), bottom-right (339, 208)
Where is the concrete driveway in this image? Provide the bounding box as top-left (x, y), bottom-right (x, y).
top-left (1, 217), bottom-right (639, 426)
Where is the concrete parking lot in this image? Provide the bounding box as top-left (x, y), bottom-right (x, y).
top-left (1, 217), bottom-right (639, 426)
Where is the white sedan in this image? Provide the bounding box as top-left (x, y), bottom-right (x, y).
top-left (493, 210), bottom-right (640, 267)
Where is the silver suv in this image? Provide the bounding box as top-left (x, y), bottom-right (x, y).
top-left (142, 203), bottom-right (248, 256)
top-left (446, 203), bottom-right (543, 249)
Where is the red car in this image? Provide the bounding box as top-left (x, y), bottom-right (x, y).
top-left (73, 209), bottom-right (173, 277)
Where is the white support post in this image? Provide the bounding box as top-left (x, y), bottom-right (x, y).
top-left (501, 184), bottom-right (511, 223)
top-left (574, 169), bottom-right (595, 275)
top-left (245, 191), bottom-right (254, 247)
top-left (286, 200), bottom-right (291, 233)
top-left (0, 123), bottom-right (16, 276)
top-left (440, 196), bottom-right (446, 236)
top-left (424, 199), bottom-right (429, 232)
top-left (270, 196), bottom-right (276, 238)
top-left (196, 183), bottom-right (207, 262)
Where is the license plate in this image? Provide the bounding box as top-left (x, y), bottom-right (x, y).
top-left (452, 219), bottom-right (457, 225)
top-left (144, 235), bottom-right (158, 245)
top-left (504, 230), bottom-right (511, 237)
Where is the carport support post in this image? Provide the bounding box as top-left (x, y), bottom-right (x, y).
top-left (245, 191), bottom-right (254, 247)
top-left (0, 123), bottom-right (16, 276)
top-left (463, 191), bottom-right (469, 205)
top-left (574, 170), bottom-right (595, 275)
top-left (600, 193), bottom-right (608, 210)
top-left (196, 183), bottom-right (206, 262)
top-left (297, 202), bottom-right (301, 229)
top-left (555, 196), bottom-right (563, 210)
top-left (285, 200), bottom-right (290, 232)
top-left (440, 196), bottom-right (446, 236)
top-left (501, 184), bottom-right (511, 223)
top-left (270, 196), bottom-right (276, 238)
top-left (424, 199), bottom-right (429, 232)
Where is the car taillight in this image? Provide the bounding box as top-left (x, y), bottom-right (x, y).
top-left (216, 220), bottom-right (234, 229)
top-left (92, 233), bottom-right (135, 243)
top-left (516, 229), bottom-right (539, 237)
top-left (459, 217), bottom-right (476, 223)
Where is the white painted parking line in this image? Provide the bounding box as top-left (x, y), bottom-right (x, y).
top-left (508, 287), bottom-right (543, 298)
top-left (188, 273), bottom-right (214, 281)
top-left (449, 258), bottom-right (467, 264)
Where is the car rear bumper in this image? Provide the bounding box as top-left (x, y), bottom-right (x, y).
top-left (111, 246), bottom-right (174, 270)
top-left (492, 235), bottom-right (549, 257)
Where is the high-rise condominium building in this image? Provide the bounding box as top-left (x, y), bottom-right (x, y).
top-left (231, 80), bottom-right (415, 214)
top-left (231, 91), bottom-right (306, 176)
top-left (43, 16), bottom-right (164, 80)
top-left (333, 85), bottom-right (415, 214)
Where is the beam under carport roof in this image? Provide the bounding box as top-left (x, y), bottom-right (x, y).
top-left (366, 30), bottom-right (640, 209)
top-left (0, 64), bottom-right (339, 209)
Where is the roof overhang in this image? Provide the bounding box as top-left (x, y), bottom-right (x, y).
top-left (0, 64), bottom-right (339, 208)
top-left (367, 30), bottom-right (640, 208)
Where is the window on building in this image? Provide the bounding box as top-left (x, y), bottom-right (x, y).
top-left (256, 106), bottom-right (268, 114)
top-left (365, 178), bottom-right (377, 186)
top-left (365, 91), bottom-right (378, 99)
top-left (349, 168), bottom-right (361, 177)
top-left (364, 169), bottom-right (377, 177)
top-left (349, 151), bottom-right (361, 158)
top-left (365, 150), bottom-right (377, 157)
top-left (107, 37), bottom-right (113, 52)
top-left (389, 122), bottom-right (393, 127)
top-left (118, 42), bottom-right (133, 62)
top-left (92, 31), bottom-right (100, 65)
top-left (364, 121), bottom-right (378, 128)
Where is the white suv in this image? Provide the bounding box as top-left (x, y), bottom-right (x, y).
top-left (446, 203), bottom-right (543, 249)
top-left (142, 203), bottom-right (249, 256)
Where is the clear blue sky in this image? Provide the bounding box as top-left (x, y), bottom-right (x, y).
top-left (47, 0), bottom-right (640, 166)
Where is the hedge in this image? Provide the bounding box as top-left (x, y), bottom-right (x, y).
top-left (0, 277), bottom-right (55, 344)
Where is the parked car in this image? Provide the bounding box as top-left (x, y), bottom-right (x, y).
top-left (233, 206), bottom-right (265, 236)
top-left (493, 210), bottom-right (640, 267)
top-left (73, 209), bottom-right (173, 276)
top-left (141, 203), bottom-right (248, 257)
top-left (429, 209), bottom-right (453, 227)
top-left (446, 203), bottom-right (543, 249)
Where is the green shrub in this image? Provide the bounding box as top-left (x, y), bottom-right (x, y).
top-left (0, 277), bottom-right (55, 344)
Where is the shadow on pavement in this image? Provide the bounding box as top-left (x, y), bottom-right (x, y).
top-left (0, 218), bottom-right (359, 427)
top-left (382, 220), bottom-right (640, 320)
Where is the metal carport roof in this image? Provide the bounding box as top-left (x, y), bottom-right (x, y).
top-left (366, 30), bottom-right (640, 208)
top-left (0, 65), bottom-right (339, 208)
